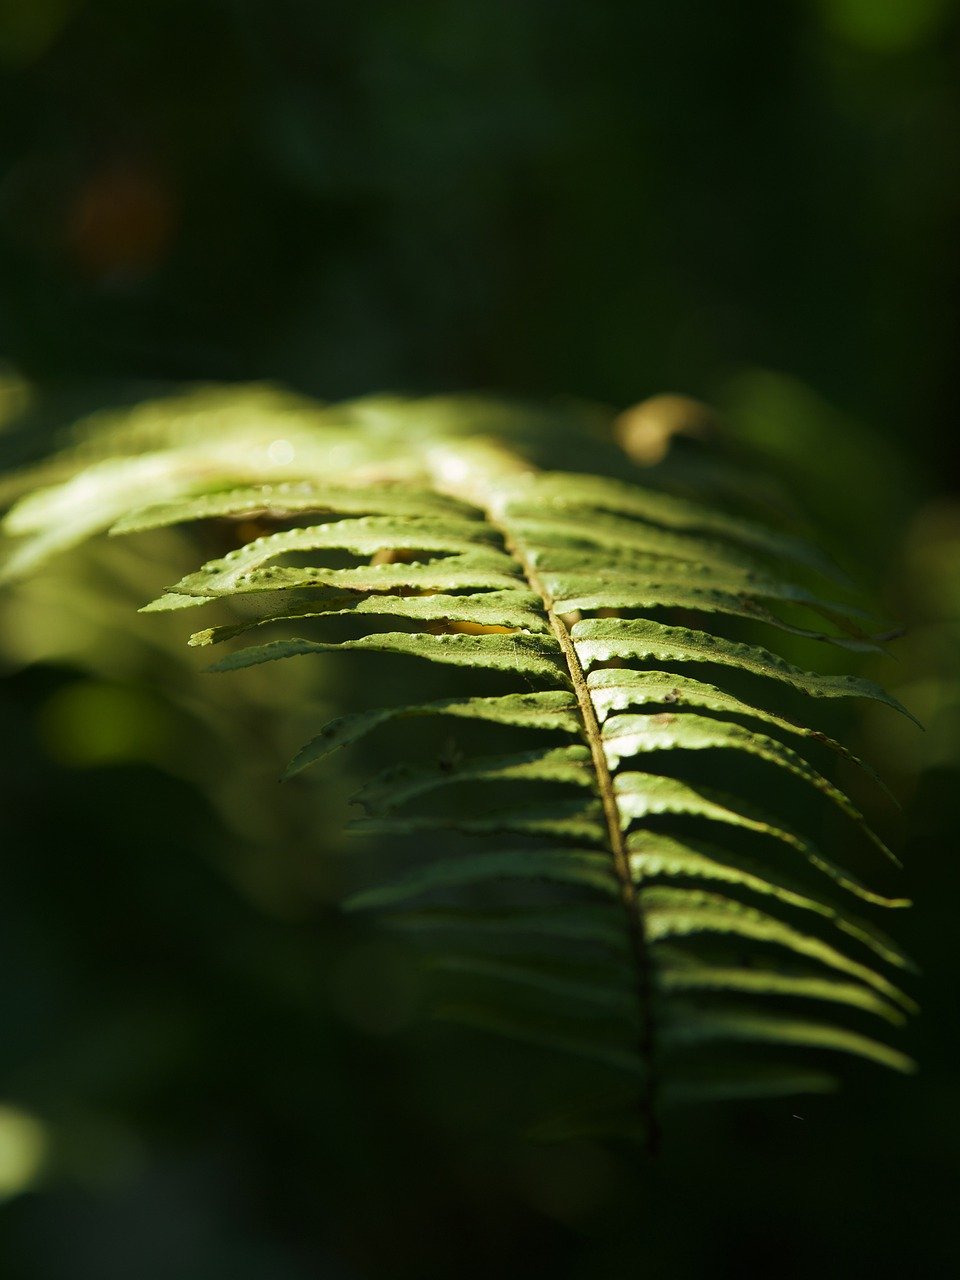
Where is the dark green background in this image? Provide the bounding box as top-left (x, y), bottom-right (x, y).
top-left (0, 1), bottom-right (957, 1276)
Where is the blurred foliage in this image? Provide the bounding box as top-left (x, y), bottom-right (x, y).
top-left (0, 1), bottom-right (958, 1277)
top-left (0, 0), bottom-right (957, 445)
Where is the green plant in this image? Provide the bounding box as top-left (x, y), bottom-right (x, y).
top-left (0, 384), bottom-right (916, 1149)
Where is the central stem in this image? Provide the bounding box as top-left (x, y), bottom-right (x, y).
top-left (510, 538), bottom-right (660, 1155)
top-left (496, 535), bottom-right (660, 1157)
top-left (428, 442), bottom-right (660, 1151)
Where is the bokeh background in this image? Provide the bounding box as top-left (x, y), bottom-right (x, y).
top-left (0, 2), bottom-right (958, 1276)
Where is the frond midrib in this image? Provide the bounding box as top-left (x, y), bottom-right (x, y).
top-left (482, 502), bottom-right (661, 1152)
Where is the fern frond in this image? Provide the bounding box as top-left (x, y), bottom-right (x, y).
top-left (0, 386), bottom-right (916, 1147)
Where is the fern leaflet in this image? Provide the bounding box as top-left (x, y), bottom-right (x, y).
top-left (0, 386), bottom-right (916, 1146)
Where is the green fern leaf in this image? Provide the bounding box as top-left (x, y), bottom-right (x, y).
top-left (572, 617), bottom-right (915, 719)
top-left (0, 386), bottom-right (917, 1147)
top-left (615, 773), bottom-right (903, 902)
top-left (208, 631), bottom-right (567, 681)
top-left (587, 668), bottom-right (888, 789)
top-left (283, 691), bottom-right (582, 777)
top-left (344, 850), bottom-right (618, 911)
